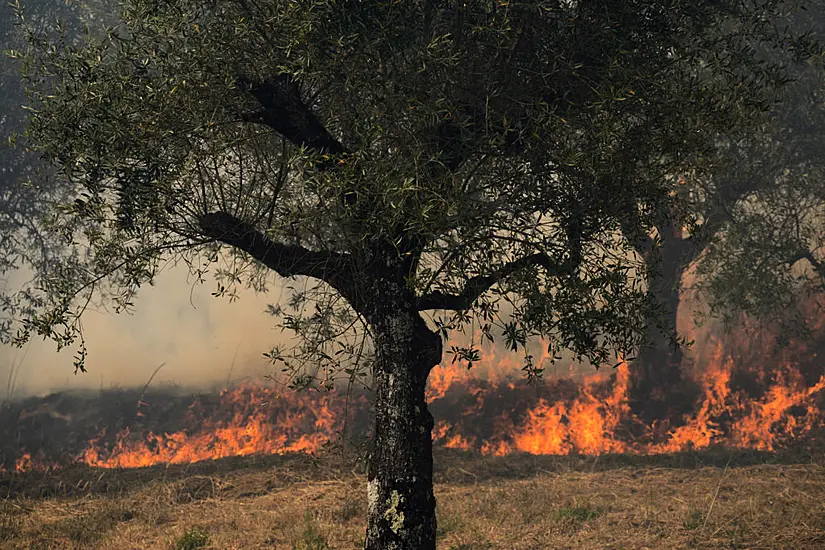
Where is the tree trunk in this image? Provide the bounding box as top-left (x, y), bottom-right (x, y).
top-left (630, 227), bottom-right (699, 421)
top-left (630, 276), bottom-right (685, 420)
top-left (363, 283), bottom-right (442, 550)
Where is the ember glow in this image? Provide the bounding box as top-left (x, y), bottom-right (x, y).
top-left (6, 330), bottom-right (825, 471)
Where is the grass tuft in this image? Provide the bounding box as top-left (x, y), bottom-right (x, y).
top-left (554, 504), bottom-right (602, 523)
top-left (45, 504), bottom-right (135, 545)
top-left (294, 510), bottom-right (330, 550)
top-left (436, 511), bottom-right (466, 539)
top-left (175, 526), bottom-right (210, 550)
top-left (683, 509), bottom-right (704, 530)
top-left (0, 513), bottom-right (22, 541)
top-left (332, 493), bottom-right (364, 522)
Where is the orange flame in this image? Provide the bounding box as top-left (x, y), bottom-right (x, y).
top-left (14, 453), bottom-right (33, 473)
top-left (8, 326), bottom-right (825, 472)
top-left (81, 387), bottom-right (353, 468)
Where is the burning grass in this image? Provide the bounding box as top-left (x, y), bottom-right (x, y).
top-left (1, 449), bottom-right (824, 549)
top-left (4, 332), bottom-right (825, 473)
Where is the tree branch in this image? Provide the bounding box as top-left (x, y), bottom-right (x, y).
top-left (620, 214), bottom-right (655, 258)
top-left (237, 74), bottom-right (347, 157)
top-left (799, 250), bottom-right (825, 281)
top-left (416, 252), bottom-right (571, 311)
top-left (199, 211), bottom-right (355, 300)
top-left (238, 75), bottom-right (362, 207)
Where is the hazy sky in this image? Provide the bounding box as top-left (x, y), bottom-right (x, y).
top-left (0, 265), bottom-right (291, 397)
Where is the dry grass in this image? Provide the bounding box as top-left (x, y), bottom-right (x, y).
top-left (1, 450), bottom-right (824, 549)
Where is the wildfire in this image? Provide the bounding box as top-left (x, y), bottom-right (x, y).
top-left (430, 343), bottom-right (825, 456)
top-left (1, 451), bottom-right (58, 473)
top-left (81, 386), bottom-right (353, 469)
top-left (6, 329), bottom-right (825, 472)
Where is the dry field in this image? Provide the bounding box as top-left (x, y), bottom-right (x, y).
top-left (1, 449), bottom-right (824, 549)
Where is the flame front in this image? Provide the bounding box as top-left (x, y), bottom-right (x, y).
top-left (80, 387), bottom-right (354, 469)
top-left (430, 352), bottom-right (824, 457)
top-left (10, 328), bottom-right (824, 471)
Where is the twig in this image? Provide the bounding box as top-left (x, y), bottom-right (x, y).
top-left (703, 459), bottom-right (730, 531)
top-left (4, 341), bottom-right (30, 402)
top-left (225, 336), bottom-right (244, 389)
top-left (137, 362), bottom-right (167, 414)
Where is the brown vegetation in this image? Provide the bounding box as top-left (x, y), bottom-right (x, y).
top-left (1, 449), bottom-right (824, 549)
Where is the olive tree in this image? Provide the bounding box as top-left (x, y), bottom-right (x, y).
top-left (9, 1), bottom-right (808, 547)
top-left (0, 0), bottom-right (116, 345)
top-left (690, 5), bottom-right (825, 340)
top-left (619, 3), bottom-right (825, 419)
top-left (694, 60), bottom-right (825, 334)
top-left (620, 97), bottom-right (818, 419)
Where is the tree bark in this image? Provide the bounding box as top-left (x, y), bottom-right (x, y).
top-left (363, 277), bottom-right (442, 550)
top-left (629, 226), bottom-right (699, 421)
top-left (630, 271), bottom-right (685, 420)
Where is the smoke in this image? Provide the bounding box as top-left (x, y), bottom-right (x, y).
top-left (0, 265), bottom-right (615, 398)
top-left (0, 238), bottom-right (790, 399)
top-left (0, 265), bottom-right (292, 397)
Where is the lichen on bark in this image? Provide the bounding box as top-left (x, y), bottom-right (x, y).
top-left (384, 490), bottom-right (405, 534)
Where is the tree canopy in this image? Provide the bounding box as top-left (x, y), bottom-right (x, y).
top-left (0, 0), bottom-right (114, 344)
top-left (694, 56), bottom-right (825, 334)
top-left (9, 0), bottom-right (808, 363)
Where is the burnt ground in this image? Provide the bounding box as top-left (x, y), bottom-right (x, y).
top-left (0, 385), bottom-right (373, 470)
